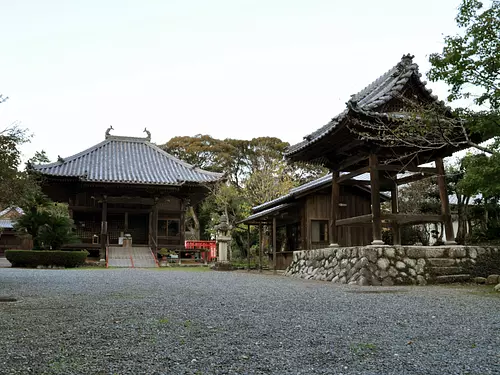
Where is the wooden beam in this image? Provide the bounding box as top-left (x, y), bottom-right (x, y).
top-left (272, 217), bottom-right (277, 274)
top-left (378, 165), bottom-right (437, 174)
top-left (369, 154), bottom-right (383, 245)
top-left (395, 173), bottom-right (427, 186)
top-left (436, 157), bottom-right (456, 244)
top-left (332, 154), bottom-right (369, 172)
top-left (330, 171), bottom-right (340, 246)
top-left (381, 213), bottom-right (444, 225)
top-left (336, 166), bottom-right (370, 184)
top-left (336, 214), bottom-right (373, 226)
top-left (106, 196), bottom-right (155, 205)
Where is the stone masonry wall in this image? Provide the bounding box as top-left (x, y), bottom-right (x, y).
top-left (284, 246), bottom-right (500, 286)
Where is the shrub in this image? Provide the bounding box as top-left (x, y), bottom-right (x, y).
top-left (5, 250), bottom-right (89, 268)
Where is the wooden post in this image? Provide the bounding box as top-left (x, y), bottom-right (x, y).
top-left (259, 223), bottom-right (263, 273)
top-left (148, 211), bottom-right (153, 247)
top-left (436, 157), bottom-right (456, 244)
top-left (100, 197), bottom-right (108, 260)
top-left (329, 171), bottom-right (340, 247)
top-left (272, 217), bottom-right (277, 274)
top-left (247, 225), bottom-right (251, 271)
top-left (391, 179), bottom-right (401, 245)
top-left (369, 154), bottom-right (384, 245)
top-left (180, 200), bottom-right (186, 247)
top-left (124, 212), bottom-right (128, 232)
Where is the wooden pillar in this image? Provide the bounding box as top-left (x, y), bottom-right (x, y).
top-left (148, 211), bottom-right (153, 247)
top-left (124, 212), bottom-right (129, 232)
top-left (369, 154), bottom-right (384, 245)
top-left (153, 199), bottom-right (159, 251)
top-left (436, 157), bottom-right (456, 244)
top-left (247, 225), bottom-right (251, 271)
top-left (180, 200), bottom-right (186, 247)
top-left (272, 217), bottom-right (277, 274)
top-left (100, 197), bottom-right (108, 260)
top-left (391, 179), bottom-right (401, 245)
top-left (259, 223), bottom-right (263, 273)
top-left (329, 171), bottom-right (340, 247)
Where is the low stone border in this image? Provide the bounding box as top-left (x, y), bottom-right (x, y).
top-left (284, 246), bottom-right (500, 286)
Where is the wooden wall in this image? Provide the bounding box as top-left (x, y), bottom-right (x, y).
top-left (302, 185), bottom-right (373, 248)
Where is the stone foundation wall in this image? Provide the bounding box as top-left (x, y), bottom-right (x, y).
top-left (284, 246), bottom-right (500, 286)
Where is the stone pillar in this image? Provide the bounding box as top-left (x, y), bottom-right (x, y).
top-left (214, 215), bottom-right (232, 270)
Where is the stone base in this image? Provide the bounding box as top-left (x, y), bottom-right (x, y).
top-left (212, 262), bottom-right (233, 271)
top-left (283, 245), bottom-right (500, 286)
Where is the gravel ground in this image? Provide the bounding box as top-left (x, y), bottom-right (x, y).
top-left (0, 268), bottom-right (499, 375)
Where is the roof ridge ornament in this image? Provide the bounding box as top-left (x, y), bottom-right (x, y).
top-left (143, 128), bottom-right (151, 141)
top-left (105, 125), bottom-right (114, 139)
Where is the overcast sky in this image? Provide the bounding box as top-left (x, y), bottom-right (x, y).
top-left (1, 0), bottom-right (463, 162)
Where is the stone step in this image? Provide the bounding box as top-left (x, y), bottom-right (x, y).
top-left (427, 258), bottom-right (456, 267)
top-left (434, 274), bottom-right (471, 283)
top-left (429, 266), bottom-right (463, 275)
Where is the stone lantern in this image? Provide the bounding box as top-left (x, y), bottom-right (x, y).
top-left (214, 215), bottom-right (232, 270)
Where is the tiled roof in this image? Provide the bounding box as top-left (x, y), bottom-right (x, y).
top-left (252, 173), bottom-right (371, 213)
top-left (33, 135), bottom-right (223, 186)
top-left (240, 203), bottom-right (296, 224)
top-left (286, 54), bottom-right (442, 156)
top-left (0, 219), bottom-right (15, 229)
top-left (0, 207), bottom-right (23, 219)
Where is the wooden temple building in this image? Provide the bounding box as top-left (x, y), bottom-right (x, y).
top-left (33, 129), bottom-right (223, 258)
top-left (242, 54), bottom-right (462, 271)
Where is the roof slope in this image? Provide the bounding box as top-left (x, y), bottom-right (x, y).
top-left (252, 173), bottom-right (372, 213)
top-left (33, 135), bottom-right (223, 185)
top-left (286, 54), bottom-right (441, 156)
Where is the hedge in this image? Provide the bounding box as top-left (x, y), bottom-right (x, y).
top-left (5, 250), bottom-right (89, 268)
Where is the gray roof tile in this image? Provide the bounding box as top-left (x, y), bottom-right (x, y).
top-left (33, 135), bottom-right (223, 185)
top-left (286, 54), bottom-right (442, 156)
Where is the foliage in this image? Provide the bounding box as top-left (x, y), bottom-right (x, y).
top-left (163, 134), bottom-right (325, 255)
top-left (5, 250), bottom-right (89, 268)
top-left (15, 201), bottom-right (78, 250)
top-left (428, 0), bottom-right (500, 110)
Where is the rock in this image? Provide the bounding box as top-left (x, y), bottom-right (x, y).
top-left (494, 283), bottom-right (500, 292)
top-left (403, 257), bottom-right (416, 268)
top-left (473, 277), bottom-right (486, 284)
top-left (377, 270), bottom-right (389, 279)
top-left (377, 258), bottom-right (390, 271)
top-left (363, 248), bottom-right (376, 263)
top-left (359, 257), bottom-right (369, 268)
top-left (339, 276), bottom-right (347, 284)
top-left (416, 258), bottom-right (426, 274)
top-left (382, 277), bottom-right (394, 286)
top-left (371, 276), bottom-right (381, 286)
top-left (448, 247), bottom-right (467, 258)
top-left (384, 248), bottom-right (396, 258)
top-left (416, 275), bottom-right (427, 286)
top-left (357, 276), bottom-right (370, 286)
top-left (326, 273), bottom-right (335, 282)
top-left (468, 248), bottom-right (477, 259)
top-left (395, 261), bottom-right (406, 270)
top-left (408, 268), bottom-right (417, 277)
top-left (332, 276), bottom-right (340, 283)
top-left (340, 259), bottom-right (349, 268)
top-left (388, 267), bottom-right (398, 278)
top-left (486, 274), bottom-right (500, 285)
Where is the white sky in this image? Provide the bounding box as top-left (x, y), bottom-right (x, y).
top-left (0, 0), bottom-right (463, 163)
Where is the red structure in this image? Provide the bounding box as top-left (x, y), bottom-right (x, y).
top-left (184, 240), bottom-right (217, 262)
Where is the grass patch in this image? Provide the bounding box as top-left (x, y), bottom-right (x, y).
top-left (158, 317), bottom-right (170, 324)
top-left (437, 283), bottom-right (500, 298)
top-left (346, 289), bottom-right (409, 294)
top-left (350, 342), bottom-right (378, 357)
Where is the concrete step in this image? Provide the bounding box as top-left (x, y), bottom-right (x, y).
top-left (428, 258), bottom-right (456, 267)
top-left (107, 246), bottom-right (158, 268)
top-left (430, 266), bottom-right (463, 275)
top-left (435, 274), bottom-right (471, 283)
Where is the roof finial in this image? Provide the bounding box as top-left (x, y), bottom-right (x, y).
top-left (401, 54), bottom-right (414, 65)
top-left (105, 125), bottom-right (114, 139)
top-left (143, 127), bottom-right (151, 141)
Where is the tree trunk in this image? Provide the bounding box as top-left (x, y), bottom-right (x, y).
top-left (188, 206), bottom-right (200, 239)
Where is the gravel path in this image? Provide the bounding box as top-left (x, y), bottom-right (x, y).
top-left (0, 268), bottom-right (499, 375)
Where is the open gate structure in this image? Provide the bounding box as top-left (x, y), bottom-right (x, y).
top-left (241, 54), bottom-right (479, 279)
